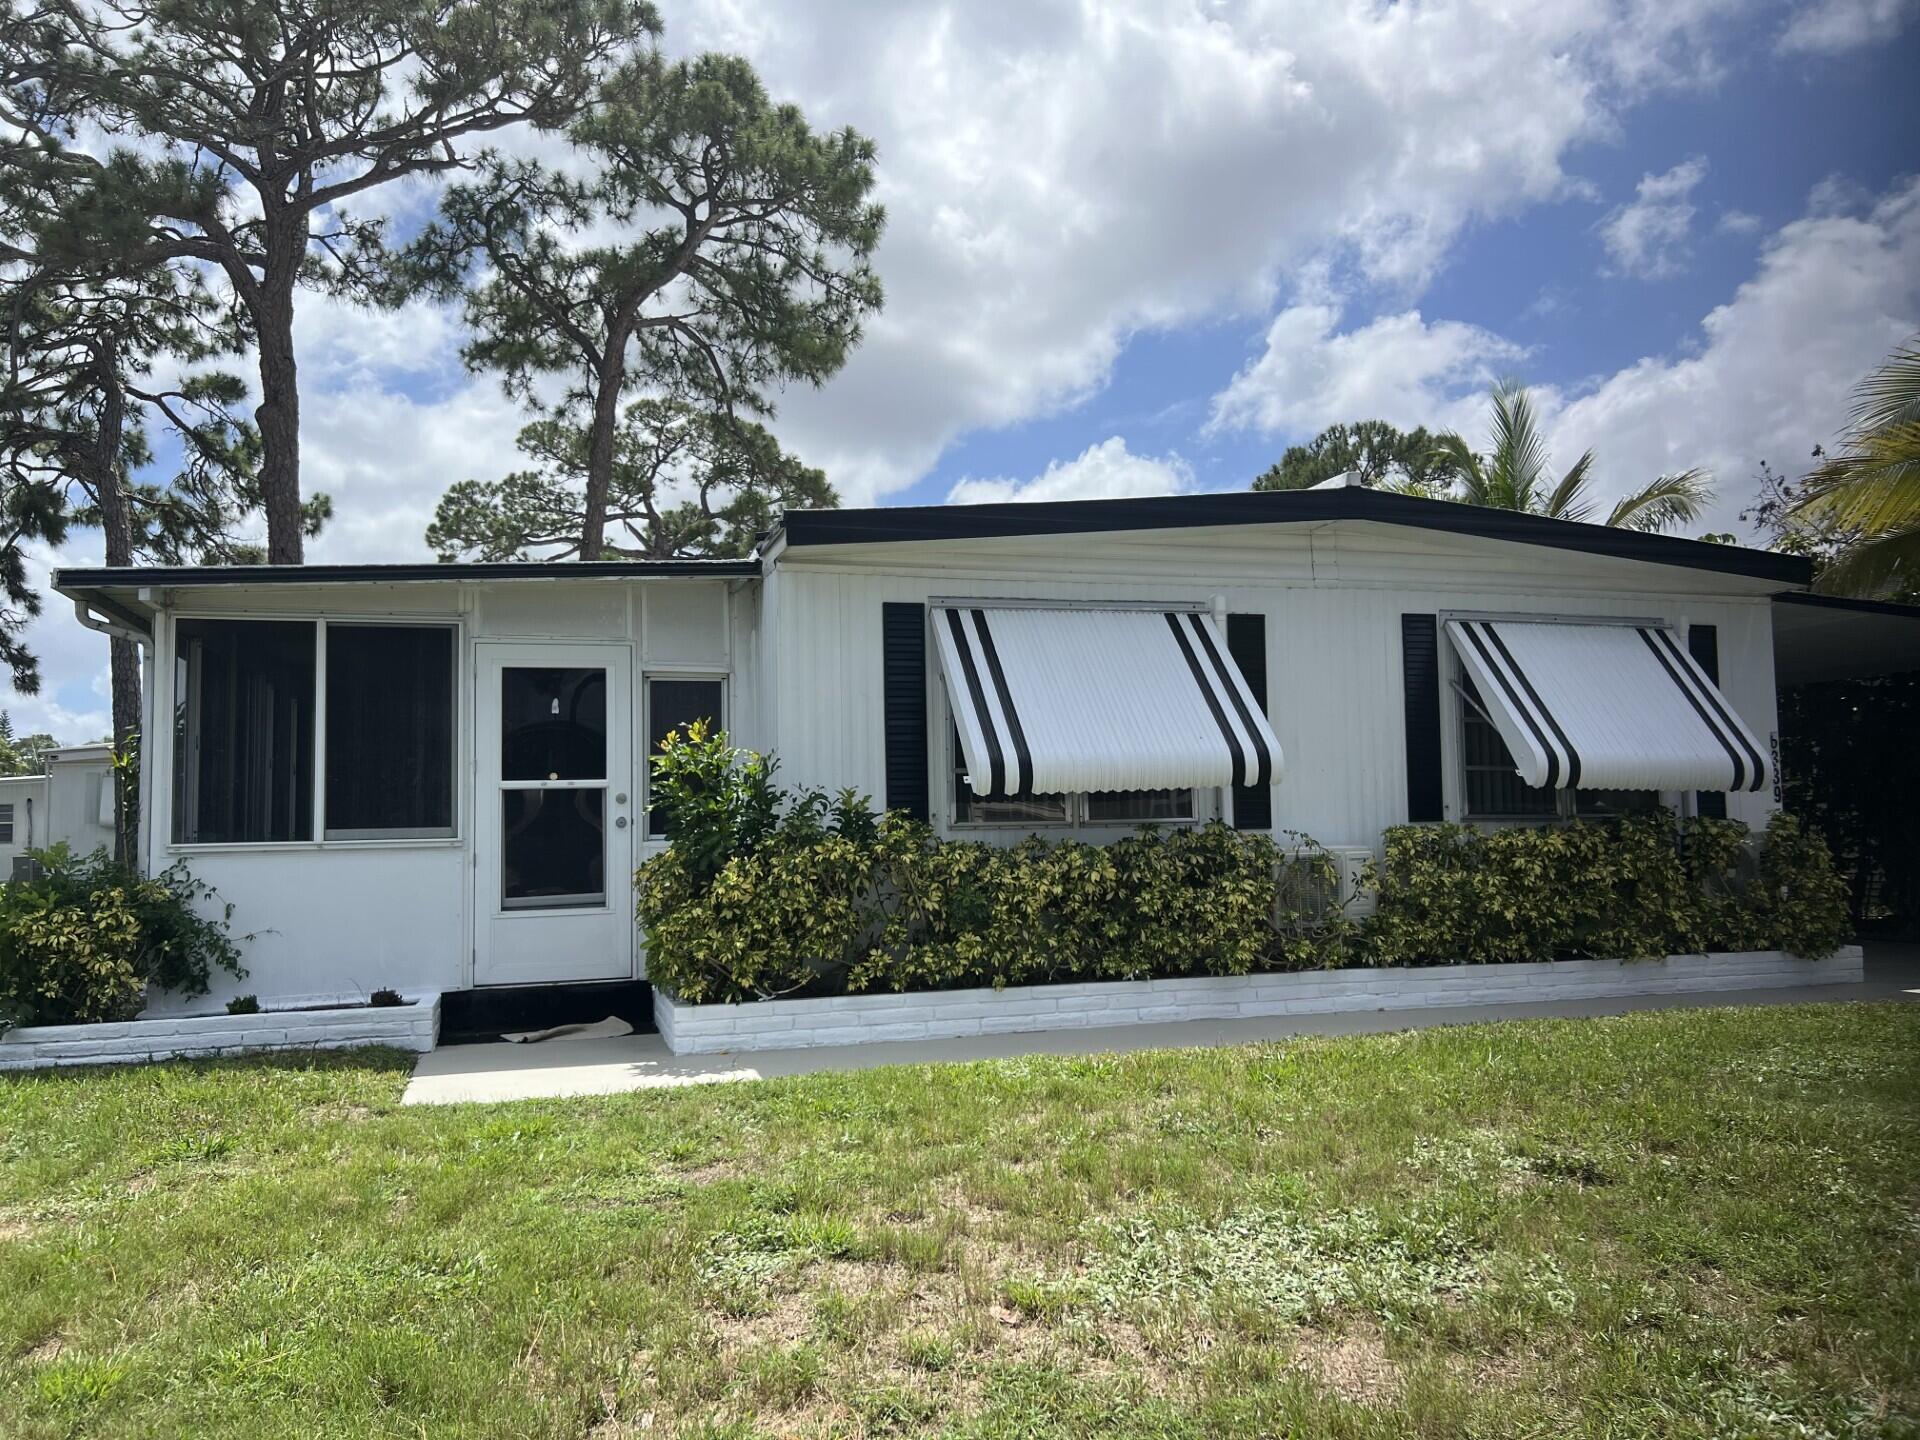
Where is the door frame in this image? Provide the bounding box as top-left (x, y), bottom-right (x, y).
top-left (472, 639), bottom-right (637, 987)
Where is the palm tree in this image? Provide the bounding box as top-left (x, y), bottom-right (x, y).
top-left (1423, 380), bottom-right (1713, 532)
top-left (1791, 340), bottom-right (1920, 597)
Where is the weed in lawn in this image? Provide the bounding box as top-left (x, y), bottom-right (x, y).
top-left (1085, 1200), bottom-right (1484, 1328)
top-left (899, 1330), bottom-right (958, 1372)
top-left (33, 1354), bottom-right (126, 1413)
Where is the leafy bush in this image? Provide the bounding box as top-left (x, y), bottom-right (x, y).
top-left (225, 994), bottom-right (261, 1016)
top-left (0, 845), bottom-right (246, 1030)
top-left (638, 729), bottom-right (1312, 1003)
top-left (637, 730), bottom-right (1853, 1004)
top-left (1754, 813), bottom-right (1853, 959)
top-left (1367, 813), bottom-right (1850, 966)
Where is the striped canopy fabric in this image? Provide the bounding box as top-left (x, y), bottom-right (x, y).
top-left (930, 606), bottom-right (1281, 798)
top-left (1445, 618), bottom-right (1769, 793)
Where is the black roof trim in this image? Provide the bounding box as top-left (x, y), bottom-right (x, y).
top-left (53, 558), bottom-right (760, 591)
top-left (780, 488), bottom-right (1811, 585)
top-left (1774, 590), bottom-right (1920, 619)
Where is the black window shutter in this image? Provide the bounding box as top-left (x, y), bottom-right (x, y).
top-left (1401, 614), bottom-right (1445, 822)
top-left (1225, 613), bottom-right (1272, 830)
top-left (1689, 623), bottom-right (1727, 819)
top-left (882, 603), bottom-right (930, 822)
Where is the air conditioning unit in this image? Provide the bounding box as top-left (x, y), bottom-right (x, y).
top-left (1273, 846), bottom-right (1378, 925)
top-left (10, 856), bottom-right (44, 884)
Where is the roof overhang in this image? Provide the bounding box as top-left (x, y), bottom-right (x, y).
top-left (1772, 593), bottom-right (1920, 686)
top-left (52, 558), bottom-right (763, 628)
top-left (776, 488), bottom-right (1811, 588)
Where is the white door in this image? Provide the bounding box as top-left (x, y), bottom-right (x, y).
top-left (474, 642), bottom-right (635, 985)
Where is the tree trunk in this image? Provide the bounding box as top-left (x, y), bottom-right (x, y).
top-left (108, 639), bottom-right (139, 867)
top-left (89, 355), bottom-right (141, 867)
top-left (254, 215), bottom-right (307, 565)
top-left (579, 323), bottom-right (631, 561)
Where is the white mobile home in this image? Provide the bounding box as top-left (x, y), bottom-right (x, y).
top-left (54, 485), bottom-right (1808, 1014)
top-left (0, 743), bottom-right (117, 877)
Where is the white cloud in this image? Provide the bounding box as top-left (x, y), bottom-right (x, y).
top-left (1599, 157), bottom-right (1709, 279)
top-left (1778, 0), bottom-right (1916, 54)
top-left (1203, 176), bottom-right (1920, 534)
top-left (946, 437), bottom-right (1193, 505)
top-left (1716, 208), bottom-right (1764, 236)
top-left (1548, 177), bottom-right (1920, 529)
top-left (1209, 305), bottom-right (1524, 437)
top-left (664, 0), bottom-right (1758, 501)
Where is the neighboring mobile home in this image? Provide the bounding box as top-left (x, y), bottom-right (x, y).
top-left (0, 743), bottom-right (117, 878)
top-left (53, 483), bottom-right (1807, 1014)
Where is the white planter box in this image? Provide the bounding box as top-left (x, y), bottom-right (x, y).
top-left (652, 948), bottom-right (1865, 1055)
top-left (0, 993), bottom-right (441, 1072)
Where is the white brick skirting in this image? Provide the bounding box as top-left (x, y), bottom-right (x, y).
top-left (0, 993), bottom-right (441, 1072)
top-left (653, 947), bottom-right (1866, 1055)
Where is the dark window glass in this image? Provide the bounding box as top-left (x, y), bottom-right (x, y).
top-left (173, 619), bottom-right (315, 843)
top-left (1459, 675), bottom-right (1556, 820)
top-left (502, 667), bottom-right (605, 782)
top-left (1085, 789), bottom-right (1195, 824)
top-left (950, 723), bottom-right (1068, 825)
top-left (1574, 788), bottom-right (1662, 817)
top-left (502, 789), bottom-right (604, 909)
top-left (647, 678), bottom-right (724, 837)
top-left (325, 626), bottom-right (455, 837)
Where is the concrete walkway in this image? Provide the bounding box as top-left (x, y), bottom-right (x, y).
top-left (400, 942), bottom-right (1920, 1106)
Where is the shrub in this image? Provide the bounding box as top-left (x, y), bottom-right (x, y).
top-left (226, 994), bottom-right (261, 1016)
top-left (1366, 813), bottom-right (1851, 966)
top-left (368, 987), bottom-right (405, 1008)
top-left (1756, 813), bottom-right (1853, 958)
top-left (0, 845), bottom-right (246, 1031)
top-left (637, 732), bottom-right (1853, 1003)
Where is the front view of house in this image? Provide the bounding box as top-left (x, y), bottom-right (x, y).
top-left (53, 484), bottom-right (1804, 1014)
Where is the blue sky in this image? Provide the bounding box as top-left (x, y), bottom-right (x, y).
top-left (916, 13), bottom-right (1920, 506)
top-left (11, 0), bottom-right (1920, 741)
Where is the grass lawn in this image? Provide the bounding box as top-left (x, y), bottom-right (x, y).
top-left (2, 1003), bottom-right (1916, 1439)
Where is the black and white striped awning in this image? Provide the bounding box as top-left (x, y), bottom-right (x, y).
top-left (1446, 618), bottom-right (1769, 793)
top-left (931, 606), bottom-right (1282, 797)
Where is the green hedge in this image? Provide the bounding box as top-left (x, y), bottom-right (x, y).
top-left (1366, 812), bottom-right (1852, 966)
top-left (636, 728), bottom-right (1853, 1004)
top-left (0, 845), bottom-right (247, 1030)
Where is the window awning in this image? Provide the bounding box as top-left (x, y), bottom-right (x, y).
top-left (1445, 618), bottom-right (1769, 793)
top-left (931, 606), bottom-right (1281, 797)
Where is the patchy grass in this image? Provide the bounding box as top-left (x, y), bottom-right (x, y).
top-left (1, 1003), bottom-right (1916, 1438)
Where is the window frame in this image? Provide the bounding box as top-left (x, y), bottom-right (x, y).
top-left (642, 671), bottom-right (729, 840)
top-left (164, 611), bottom-right (466, 854)
top-left (936, 685), bottom-right (1209, 836)
top-left (322, 621), bottom-right (460, 842)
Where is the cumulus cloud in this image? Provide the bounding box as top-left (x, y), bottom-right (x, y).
top-left (665, 0), bottom-right (1758, 502)
top-left (1203, 176), bottom-right (1920, 534)
top-left (1599, 157), bottom-right (1709, 279)
top-left (1209, 305), bottom-right (1524, 437)
top-left (1778, 0), bottom-right (1916, 54)
top-left (1548, 177), bottom-right (1920, 528)
top-left (946, 437), bottom-right (1193, 505)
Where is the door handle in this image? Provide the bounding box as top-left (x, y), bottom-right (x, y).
top-left (615, 816), bottom-right (628, 829)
